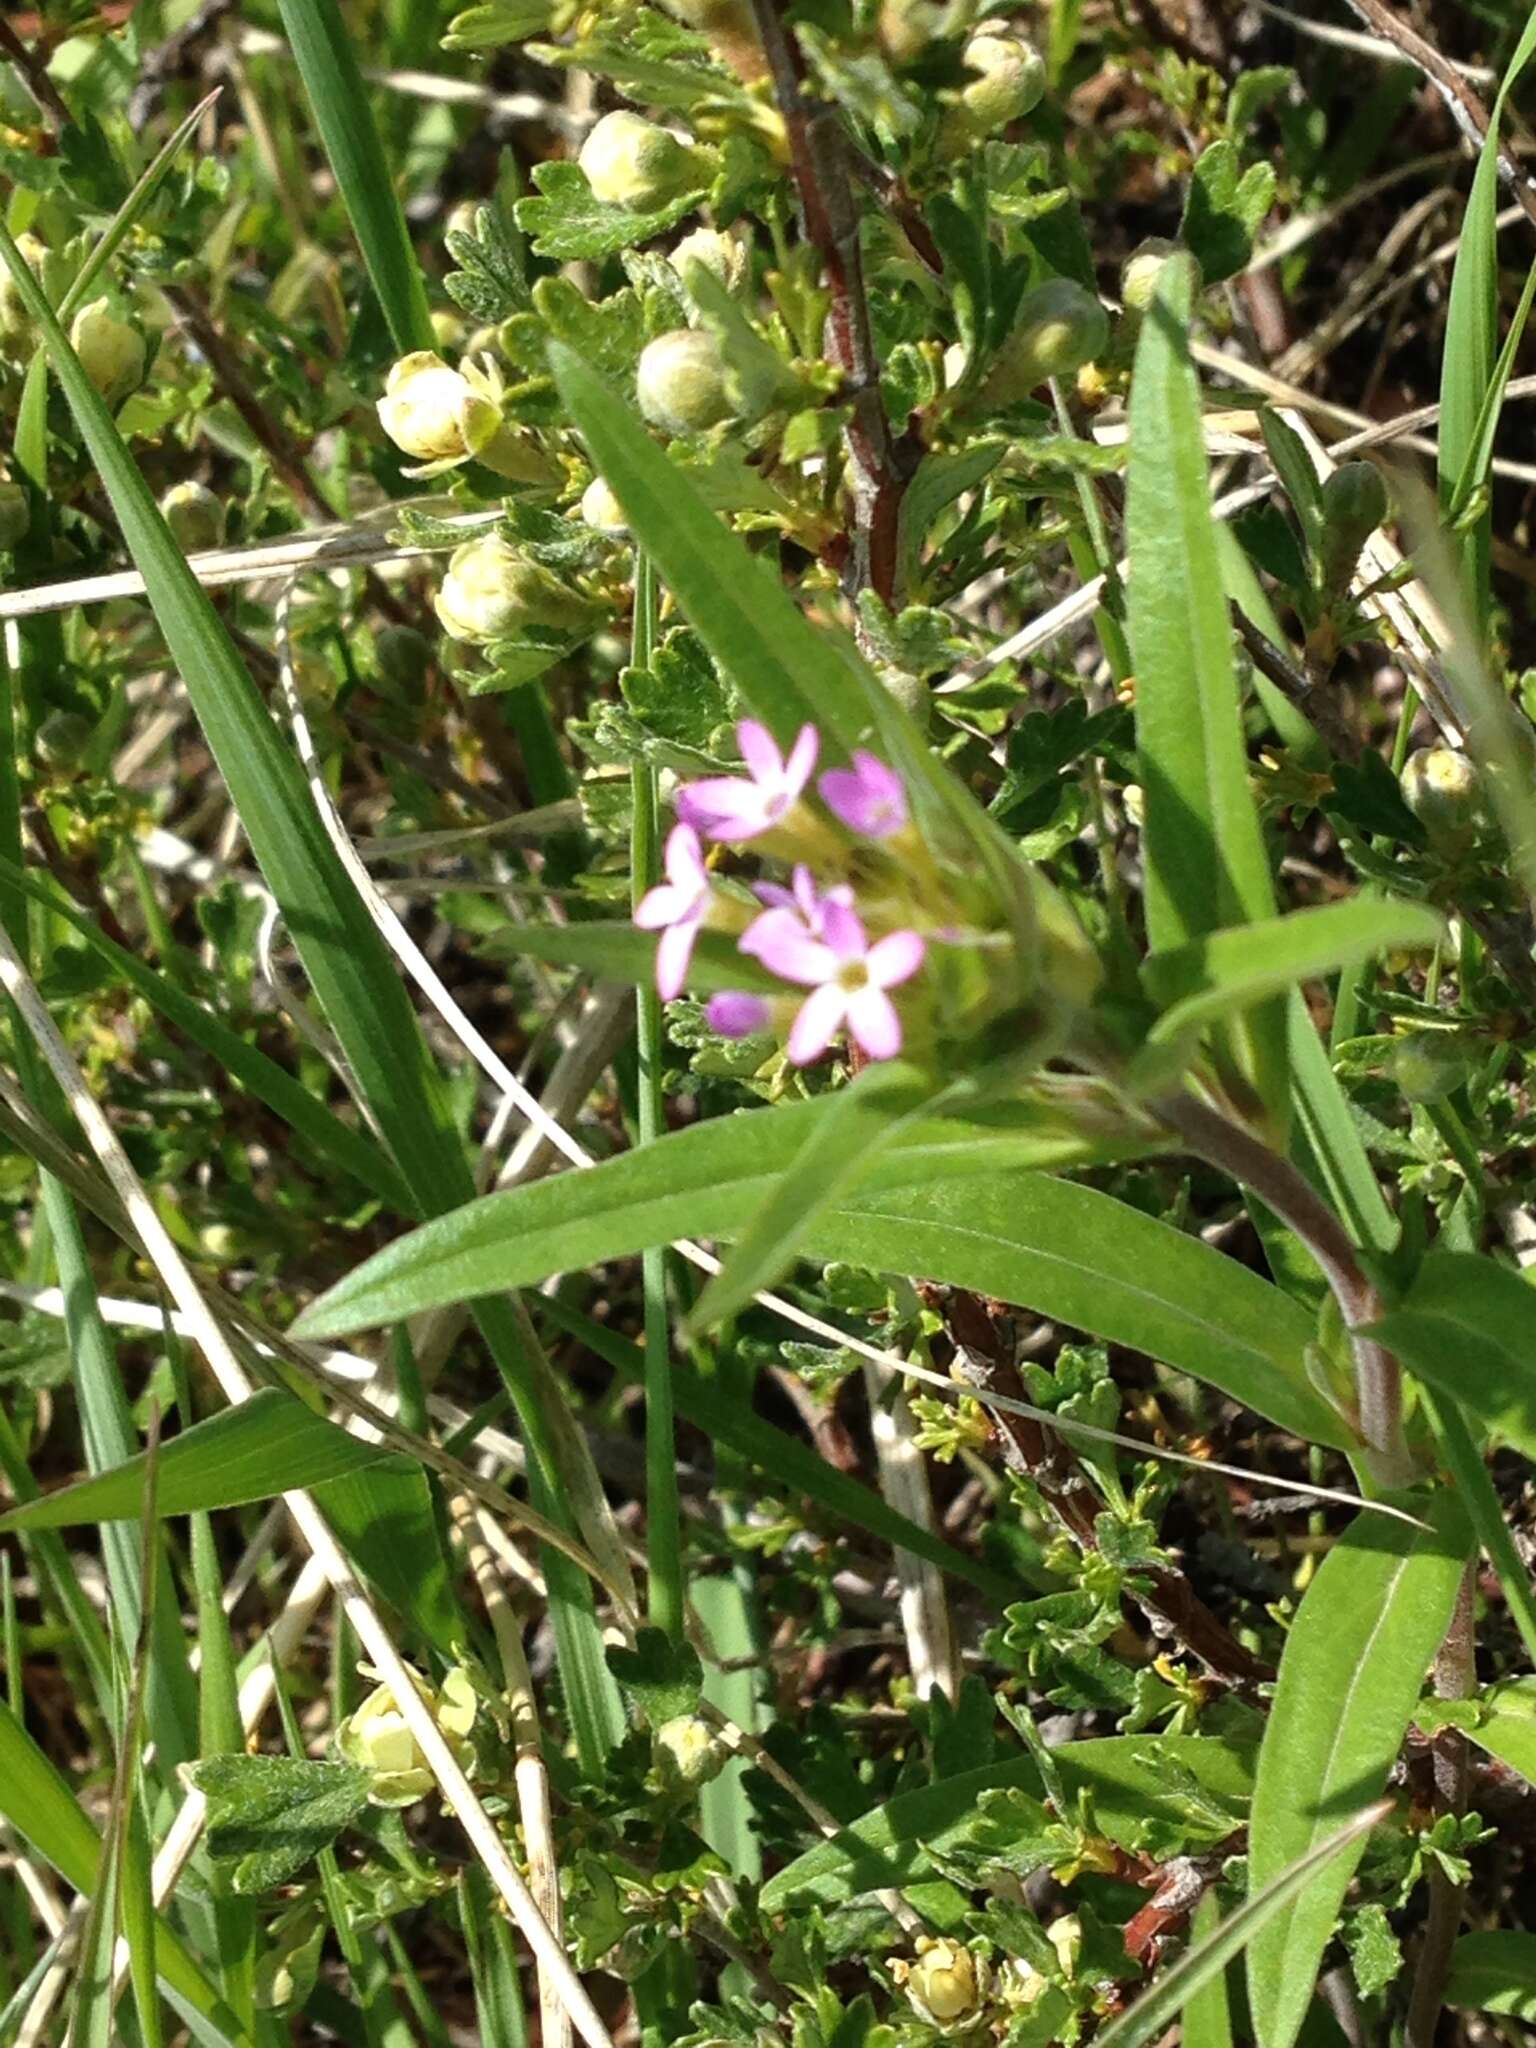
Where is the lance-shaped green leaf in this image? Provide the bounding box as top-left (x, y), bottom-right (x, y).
top-left (1096, 1800), bottom-right (1391, 2048)
top-left (0, 1388), bottom-right (396, 1530)
top-left (1418, 1676), bottom-right (1536, 1789)
top-left (1127, 251), bottom-right (1284, 1123)
top-left (1367, 1250), bottom-right (1536, 1460)
top-left (1246, 1489), bottom-right (1470, 2048)
top-left (1418, 1383), bottom-right (1536, 1668)
top-left (298, 1144), bottom-right (1346, 1450)
top-left (1143, 900), bottom-right (1444, 1049)
top-left (1446, 1930), bottom-right (1536, 2018)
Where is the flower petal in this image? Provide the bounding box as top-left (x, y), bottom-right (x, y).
top-left (656, 917), bottom-right (699, 1001)
top-left (867, 928), bottom-right (926, 989)
top-left (735, 719), bottom-right (782, 784)
top-left (847, 985), bottom-right (902, 1061)
top-left (740, 913), bottom-right (836, 985)
top-left (634, 882), bottom-right (689, 929)
top-left (787, 982), bottom-right (847, 1065)
top-left (819, 898), bottom-right (869, 963)
top-left (784, 722), bottom-right (820, 797)
top-left (676, 776), bottom-right (771, 841)
top-left (663, 821), bottom-right (707, 890)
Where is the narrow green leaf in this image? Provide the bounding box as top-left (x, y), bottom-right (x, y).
top-left (548, 340), bottom-right (865, 754)
top-left (0, 1388), bottom-right (398, 1531)
top-left (1287, 992), bottom-right (1399, 1255)
top-left (1446, 1929), bottom-right (1536, 2017)
top-left (1246, 1490), bottom-right (1470, 2048)
top-left (1181, 1893), bottom-right (1234, 2048)
top-left (1144, 899), bottom-right (1443, 1047)
top-left (760, 1735), bottom-right (1255, 1912)
top-left (1097, 1802), bottom-right (1390, 2048)
top-left (489, 916), bottom-right (781, 995)
top-left (1367, 1250), bottom-right (1536, 1461)
top-left (1419, 1383), bottom-right (1536, 1668)
top-left (315, 1462), bottom-right (464, 1658)
top-left (1127, 251), bottom-right (1284, 1121)
top-left (273, 0), bottom-right (435, 355)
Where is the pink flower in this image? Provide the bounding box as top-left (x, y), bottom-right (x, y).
top-left (818, 750), bottom-right (908, 840)
top-left (741, 864), bottom-right (853, 963)
top-left (749, 897), bottom-right (925, 1064)
top-left (707, 992), bottom-right (772, 1038)
top-left (634, 823), bottom-right (711, 999)
top-left (676, 720), bottom-right (818, 843)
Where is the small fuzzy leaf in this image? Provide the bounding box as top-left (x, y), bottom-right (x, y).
top-left (515, 162), bottom-right (708, 262)
top-left (187, 1755), bottom-right (373, 1894)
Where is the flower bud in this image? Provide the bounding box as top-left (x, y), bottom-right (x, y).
top-left (894, 1939), bottom-right (988, 2028)
top-left (430, 306), bottom-right (468, 352)
top-left (579, 475), bottom-right (629, 535)
top-left (978, 278), bottom-right (1109, 405)
top-left (159, 480), bottom-right (225, 553)
top-left (374, 623), bottom-right (434, 696)
top-left (653, 1713), bottom-right (727, 1787)
top-left (957, 31), bottom-right (1045, 133)
top-left (1389, 1031), bottom-right (1465, 1105)
top-left (1318, 460), bottom-right (1389, 595)
top-left (1401, 746), bottom-right (1482, 846)
top-left (578, 111), bottom-right (700, 212)
top-left (1120, 236), bottom-right (1186, 314)
top-left (69, 297), bottom-right (145, 407)
top-left (335, 1664), bottom-right (478, 1807)
top-left (0, 481), bottom-right (28, 549)
top-left (672, 225), bottom-right (747, 301)
top-left (377, 351), bottom-right (502, 468)
top-left (636, 328), bottom-right (735, 435)
top-left (435, 534), bottom-right (594, 646)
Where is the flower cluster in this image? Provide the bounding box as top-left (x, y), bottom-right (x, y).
top-left (635, 720), bottom-right (929, 1066)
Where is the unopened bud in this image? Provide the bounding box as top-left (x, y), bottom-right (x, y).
top-left (159, 481), bottom-right (225, 553)
top-left (653, 1713), bottom-right (726, 1787)
top-left (894, 1940), bottom-right (988, 2028)
top-left (979, 278), bottom-right (1109, 405)
top-left (69, 297), bottom-right (145, 407)
top-left (579, 476), bottom-right (629, 535)
top-left (0, 481), bottom-right (28, 548)
top-left (435, 534), bottom-right (594, 646)
top-left (1401, 746), bottom-right (1482, 846)
top-left (1318, 461), bottom-right (1388, 594)
top-left (430, 306), bottom-right (468, 351)
top-left (0, 231), bottom-right (47, 338)
top-left (377, 351), bottom-right (502, 469)
top-left (957, 31), bottom-right (1046, 132)
top-left (636, 328), bottom-right (735, 435)
top-left (578, 111), bottom-right (700, 212)
top-left (1120, 237), bottom-right (1186, 314)
top-left (672, 225), bottom-right (747, 303)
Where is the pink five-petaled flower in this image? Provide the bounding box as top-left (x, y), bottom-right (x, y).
top-left (750, 897), bottom-right (925, 1065)
top-left (634, 823), bottom-right (711, 1000)
top-left (741, 864), bottom-right (853, 958)
top-left (676, 720), bottom-right (818, 843)
top-left (818, 750), bottom-right (909, 840)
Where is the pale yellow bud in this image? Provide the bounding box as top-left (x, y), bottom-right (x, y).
top-left (672, 226), bottom-right (747, 300)
top-left (0, 231), bottom-right (47, 338)
top-left (958, 31), bottom-right (1046, 131)
top-left (578, 111), bottom-right (699, 212)
top-left (377, 351), bottom-right (502, 468)
top-left (636, 328), bottom-right (735, 435)
top-left (1120, 237), bottom-right (1187, 314)
top-left (335, 1665), bottom-right (479, 1807)
top-left (1401, 746), bottom-right (1482, 846)
top-left (435, 535), bottom-right (594, 645)
top-left (1047, 1914), bottom-right (1081, 1974)
top-left (978, 278), bottom-right (1109, 404)
top-left (69, 297), bottom-right (145, 407)
top-left (159, 481), bottom-right (225, 553)
top-left (894, 1939), bottom-right (988, 2027)
top-left (430, 306), bottom-right (468, 351)
top-left (579, 476), bottom-right (629, 535)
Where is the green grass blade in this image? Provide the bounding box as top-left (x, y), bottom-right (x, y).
top-left (1127, 252), bottom-right (1284, 1124)
top-left (1181, 1893), bottom-right (1234, 2048)
top-left (1286, 994), bottom-right (1399, 1253)
top-left (273, 0), bottom-right (435, 355)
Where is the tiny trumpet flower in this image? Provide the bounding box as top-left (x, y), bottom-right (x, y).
top-left (635, 823), bottom-right (712, 999)
top-left (377, 352), bottom-right (553, 482)
top-left (434, 534), bottom-right (593, 646)
top-left (748, 864), bottom-right (854, 940)
top-left (818, 750), bottom-right (909, 840)
top-left (751, 897), bottom-right (925, 1064)
top-left (707, 991), bottom-right (773, 1038)
top-left (677, 720), bottom-right (818, 843)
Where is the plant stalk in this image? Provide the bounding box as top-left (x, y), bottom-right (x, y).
top-left (1405, 1564), bottom-right (1477, 2048)
top-left (1153, 1089), bottom-right (1415, 1487)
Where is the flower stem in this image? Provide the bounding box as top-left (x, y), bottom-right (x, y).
top-left (1405, 1564), bottom-right (1476, 2048)
top-left (1152, 1089), bottom-right (1416, 1488)
top-left (631, 551), bottom-right (684, 1640)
